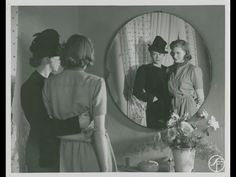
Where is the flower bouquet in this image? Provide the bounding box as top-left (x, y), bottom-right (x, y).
top-left (161, 109), bottom-right (222, 172)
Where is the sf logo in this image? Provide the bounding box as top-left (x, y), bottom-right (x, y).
top-left (208, 155), bottom-right (225, 172)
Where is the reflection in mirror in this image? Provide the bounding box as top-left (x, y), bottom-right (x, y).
top-left (105, 12), bottom-right (211, 130)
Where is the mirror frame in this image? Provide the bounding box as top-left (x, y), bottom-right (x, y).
top-left (104, 10), bottom-right (213, 131)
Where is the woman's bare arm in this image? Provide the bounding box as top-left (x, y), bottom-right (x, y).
top-left (93, 115), bottom-right (109, 172)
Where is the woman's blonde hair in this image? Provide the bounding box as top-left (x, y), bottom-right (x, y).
top-left (170, 39), bottom-right (192, 61)
top-left (61, 34), bottom-right (94, 68)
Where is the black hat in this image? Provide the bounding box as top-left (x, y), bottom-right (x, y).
top-left (148, 36), bottom-right (168, 54)
top-left (29, 29), bottom-right (60, 58)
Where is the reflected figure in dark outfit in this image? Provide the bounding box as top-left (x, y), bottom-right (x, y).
top-left (133, 36), bottom-right (171, 129)
top-left (21, 29), bottom-right (90, 172)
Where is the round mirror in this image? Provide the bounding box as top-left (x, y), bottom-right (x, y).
top-left (105, 12), bottom-right (211, 130)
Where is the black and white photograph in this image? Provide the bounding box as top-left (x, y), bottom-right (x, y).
top-left (6, 1), bottom-right (230, 176)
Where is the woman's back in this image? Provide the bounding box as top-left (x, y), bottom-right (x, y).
top-left (43, 69), bottom-right (106, 121)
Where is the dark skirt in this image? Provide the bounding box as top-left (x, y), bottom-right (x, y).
top-left (146, 99), bottom-right (170, 129)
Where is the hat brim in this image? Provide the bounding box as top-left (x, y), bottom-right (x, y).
top-left (148, 45), bottom-right (168, 54)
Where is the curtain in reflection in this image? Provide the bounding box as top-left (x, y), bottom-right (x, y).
top-left (113, 12), bottom-right (198, 126)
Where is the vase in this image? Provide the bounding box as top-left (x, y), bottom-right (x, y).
top-left (172, 148), bottom-right (196, 172)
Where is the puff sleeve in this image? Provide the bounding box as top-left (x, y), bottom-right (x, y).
top-left (191, 66), bottom-right (203, 89)
top-left (92, 78), bottom-right (107, 117)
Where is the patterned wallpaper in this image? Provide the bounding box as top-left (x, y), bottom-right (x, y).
top-left (11, 6), bottom-right (19, 172)
top-left (11, 6), bottom-right (18, 77)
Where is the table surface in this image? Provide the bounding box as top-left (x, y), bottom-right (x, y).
top-left (118, 165), bottom-right (173, 172)
top-left (117, 158), bottom-right (175, 172)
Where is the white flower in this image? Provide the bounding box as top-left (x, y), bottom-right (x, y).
top-left (167, 127), bottom-right (177, 141)
top-left (199, 109), bottom-right (209, 119)
top-left (167, 112), bottom-right (181, 127)
top-left (180, 121), bottom-right (194, 136)
top-left (208, 116), bottom-right (220, 130)
top-left (183, 113), bottom-right (189, 120)
top-left (167, 118), bottom-right (177, 127)
top-left (171, 112), bottom-right (180, 120)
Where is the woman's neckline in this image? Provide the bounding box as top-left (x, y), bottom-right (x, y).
top-left (152, 63), bottom-right (162, 68)
top-left (174, 60), bottom-right (188, 69)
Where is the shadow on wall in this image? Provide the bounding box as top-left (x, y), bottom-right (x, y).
top-left (11, 76), bottom-right (16, 104)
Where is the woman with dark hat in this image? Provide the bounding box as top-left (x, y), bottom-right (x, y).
top-left (133, 36), bottom-right (171, 130)
top-left (167, 39), bottom-right (204, 118)
top-left (21, 29), bottom-right (90, 172)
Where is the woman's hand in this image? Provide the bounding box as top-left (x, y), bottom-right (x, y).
top-left (78, 111), bottom-right (91, 129)
top-left (82, 120), bottom-right (95, 139)
top-left (195, 89), bottom-right (204, 108)
top-left (57, 112), bottom-right (93, 141)
top-left (153, 96), bottom-right (158, 102)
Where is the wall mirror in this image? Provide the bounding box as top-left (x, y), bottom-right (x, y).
top-left (105, 12), bottom-right (211, 130)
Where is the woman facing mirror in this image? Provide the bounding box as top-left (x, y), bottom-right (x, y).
top-left (42, 34), bottom-right (117, 172)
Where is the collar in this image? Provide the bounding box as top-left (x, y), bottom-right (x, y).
top-left (174, 60), bottom-right (189, 69)
top-left (31, 70), bottom-right (46, 82)
top-left (152, 63), bottom-right (163, 68)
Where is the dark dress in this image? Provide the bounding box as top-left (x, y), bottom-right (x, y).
top-left (21, 71), bottom-right (82, 171)
top-left (133, 64), bottom-right (171, 129)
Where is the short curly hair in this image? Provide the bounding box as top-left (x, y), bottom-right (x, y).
top-left (170, 39), bottom-right (192, 61)
top-left (60, 34), bottom-right (94, 69)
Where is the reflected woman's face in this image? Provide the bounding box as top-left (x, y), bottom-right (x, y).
top-left (171, 47), bottom-right (186, 63)
top-left (150, 51), bottom-right (165, 65)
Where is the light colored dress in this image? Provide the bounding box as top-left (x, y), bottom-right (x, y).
top-left (42, 69), bottom-right (117, 172)
top-left (167, 62), bottom-right (203, 118)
